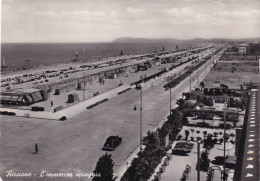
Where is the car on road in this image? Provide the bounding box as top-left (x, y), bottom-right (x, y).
top-left (102, 136), bottom-right (122, 151)
top-left (197, 122), bottom-right (210, 127)
top-left (219, 123), bottom-right (232, 130)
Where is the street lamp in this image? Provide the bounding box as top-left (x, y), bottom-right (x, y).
top-left (205, 61), bottom-right (206, 76)
top-left (170, 87), bottom-right (172, 116)
top-left (223, 102), bottom-right (227, 181)
top-left (83, 72), bottom-right (86, 100)
top-left (165, 86), bottom-right (172, 117)
top-left (197, 66), bottom-right (199, 88)
top-left (190, 74), bottom-right (192, 93)
top-left (135, 84), bottom-right (143, 152)
top-left (197, 140), bottom-right (201, 181)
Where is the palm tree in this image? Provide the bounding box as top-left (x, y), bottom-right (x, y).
top-left (190, 129), bottom-right (195, 137)
top-left (230, 133), bottom-right (235, 141)
top-left (196, 130), bottom-right (200, 137)
top-left (203, 131), bottom-right (208, 140)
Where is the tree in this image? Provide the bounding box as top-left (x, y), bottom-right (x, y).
top-left (143, 131), bottom-right (160, 146)
top-left (230, 133), bottom-right (235, 140)
top-left (177, 135), bottom-right (183, 140)
top-left (196, 130), bottom-right (200, 137)
top-left (190, 129), bottom-right (195, 137)
top-left (204, 88), bottom-right (208, 95)
top-left (200, 151), bottom-right (210, 171)
top-left (203, 131), bottom-right (208, 140)
top-left (200, 81), bottom-right (205, 89)
top-left (185, 130), bottom-right (190, 141)
top-left (219, 138), bottom-right (224, 144)
top-left (176, 99), bottom-right (186, 109)
top-left (220, 84), bottom-right (228, 93)
top-left (93, 153), bottom-right (115, 181)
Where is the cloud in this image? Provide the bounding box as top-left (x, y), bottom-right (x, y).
top-left (61, 10), bottom-right (106, 18)
top-left (36, 11), bottom-right (55, 16)
top-left (109, 11), bottom-right (118, 18)
top-left (126, 7), bottom-right (146, 15)
top-left (214, 9), bottom-right (260, 21)
top-left (166, 7), bottom-right (196, 18)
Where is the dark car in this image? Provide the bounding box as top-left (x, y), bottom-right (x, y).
top-left (219, 123), bottom-right (232, 130)
top-left (197, 122), bottom-right (210, 127)
top-left (93, 92), bottom-right (100, 97)
top-left (102, 136), bottom-right (122, 151)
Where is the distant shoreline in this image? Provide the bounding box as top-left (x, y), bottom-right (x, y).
top-left (0, 53), bottom-right (149, 79)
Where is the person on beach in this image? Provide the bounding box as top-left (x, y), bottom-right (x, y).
top-left (35, 143), bottom-right (38, 153)
top-left (51, 100), bottom-right (53, 107)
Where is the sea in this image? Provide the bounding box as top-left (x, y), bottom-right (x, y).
top-left (1, 42), bottom-right (202, 71)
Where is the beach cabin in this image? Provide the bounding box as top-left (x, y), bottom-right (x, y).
top-left (67, 93), bottom-right (79, 103)
top-left (0, 88), bottom-right (44, 106)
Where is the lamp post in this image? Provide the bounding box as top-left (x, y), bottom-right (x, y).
top-left (165, 86), bottom-right (172, 117)
top-left (83, 72), bottom-right (86, 100)
top-left (197, 66), bottom-right (199, 88)
top-left (190, 74), bottom-right (192, 93)
top-left (205, 61), bottom-right (206, 76)
top-left (223, 102), bottom-right (227, 181)
top-left (135, 84), bottom-right (143, 152)
top-left (197, 140), bottom-right (201, 181)
top-left (170, 87), bottom-right (172, 116)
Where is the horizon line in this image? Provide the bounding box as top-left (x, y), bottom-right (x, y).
top-left (1, 36), bottom-right (260, 44)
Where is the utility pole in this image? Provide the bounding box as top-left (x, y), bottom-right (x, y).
top-left (223, 102), bottom-right (227, 181)
top-left (197, 66), bottom-right (199, 88)
top-left (197, 140), bottom-right (201, 181)
top-left (170, 87), bottom-right (172, 116)
top-left (135, 84), bottom-right (143, 152)
top-left (140, 87), bottom-right (143, 152)
top-left (205, 61), bottom-right (206, 76)
top-left (83, 73), bottom-right (86, 100)
top-left (190, 74), bottom-right (192, 93)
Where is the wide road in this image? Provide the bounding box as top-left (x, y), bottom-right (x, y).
top-left (0, 48), bottom-right (223, 181)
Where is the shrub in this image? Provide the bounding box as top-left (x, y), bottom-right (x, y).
top-left (7, 112), bottom-right (16, 116)
top-left (86, 99), bottom-right (108, 109)
top-left (2, 111), bottom-right (9, 115)
top-left (118, 88), bottom-right (131, 95)
top-left (219, 138), bottom-right (224, 144)
top-left (0, 111), bottom-right (16, 116)
top-left (177, 135), bottom-right (183, 140)
top-left (200, 151), bottom-right (210, 172)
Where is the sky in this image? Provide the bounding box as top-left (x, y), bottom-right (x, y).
top-left (1, 0), bottom-right (260, 42)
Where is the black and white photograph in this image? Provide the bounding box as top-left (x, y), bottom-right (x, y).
top-left (0, 0), bottom-right (259, 180)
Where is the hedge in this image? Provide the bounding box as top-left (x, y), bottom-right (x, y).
top-left (0, 111), bottom-right (16, 116)
top-left (118, 88), bottom-right (131, 95)
top-left (86, 99), bottom-right (108, 109)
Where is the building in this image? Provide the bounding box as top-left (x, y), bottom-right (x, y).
top-left (0, 88), bottom-right (44, 106)
top-left (238, 44), bottom-right (250, 55)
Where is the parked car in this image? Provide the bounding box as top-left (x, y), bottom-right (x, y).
top-left (197, 122), bottom-right (209, 127)
top-left (102, 136), bottom-right (122, 151)
top-left (93, 92), bottom-right (100, 96)
top-left (219, 123), bottom-right (232, 130)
